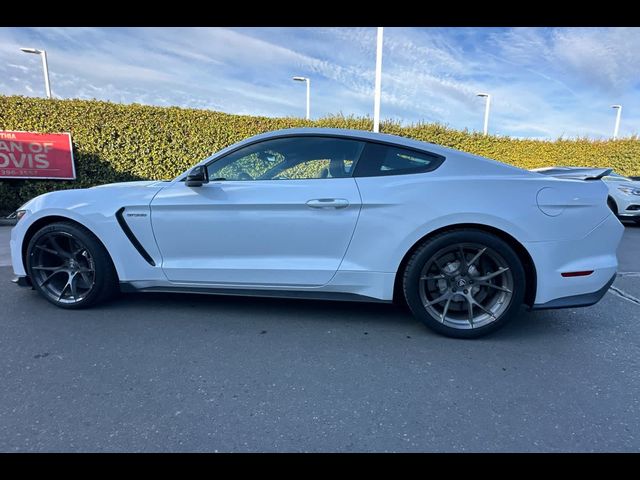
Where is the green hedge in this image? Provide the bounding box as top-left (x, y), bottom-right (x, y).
top-left (2, 95), bottom-right (640, 215)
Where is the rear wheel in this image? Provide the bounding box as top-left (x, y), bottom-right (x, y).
top-left (403, 229), bottom-right (525, 338)
top-left (26, 222), bottom-right (117, 309)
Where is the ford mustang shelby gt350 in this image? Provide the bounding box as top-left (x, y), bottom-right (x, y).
top-left (9, 128), bottom-right (624, 338)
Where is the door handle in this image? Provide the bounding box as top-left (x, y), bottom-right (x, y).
top-left (306, 198), bottom-right (350, 209)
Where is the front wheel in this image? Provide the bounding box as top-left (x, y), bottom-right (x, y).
top-left (403, 229), bottom-right (526, 338)
top-left (26, 222), bottom-right (118, 309)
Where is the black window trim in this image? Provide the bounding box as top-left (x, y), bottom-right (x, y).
top-left (178, 133), bottom-right (446, 182)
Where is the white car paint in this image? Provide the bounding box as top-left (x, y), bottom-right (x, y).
top-left (151, 177), bottom-right (361, 285)
top-left (10, 128), bottom-right (624, 308)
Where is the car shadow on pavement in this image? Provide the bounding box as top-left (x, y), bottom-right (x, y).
top-left (110, 290), bottom-right (415, 326)
top-left (0, 264), bottom-right (613, 343)
top-left (93, 289), bottom-right (556, 341)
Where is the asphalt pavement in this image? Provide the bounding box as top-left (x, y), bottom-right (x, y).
top-left (1, 223), bottom-right (639, 452)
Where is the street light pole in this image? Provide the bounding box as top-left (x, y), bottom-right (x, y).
top-left (373, 27), bottom-right (384, 133)
top-left (611, 104), bottom-right (622, 140)
top-left (20, 47), bottom-right (51, 99)
top-left (41, 50), bottom-right (52, 99)
top-left (292, 76), bottom-right (310, 120)
top-left (477, 93), bottom-right (491, 136)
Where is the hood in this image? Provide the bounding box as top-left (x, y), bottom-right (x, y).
top-left (19, 179), bottom-right (167, 214)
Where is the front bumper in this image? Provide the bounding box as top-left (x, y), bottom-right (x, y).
top-left (615, 195), bottom-right (640, 217)
top-left (618, 208), bottom-right (640, 218)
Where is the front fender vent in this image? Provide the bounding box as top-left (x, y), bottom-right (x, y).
top-left (115, 208), bottom-right (156, 266)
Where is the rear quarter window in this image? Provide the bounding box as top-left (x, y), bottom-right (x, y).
top-left (353, 142), bottom-right (444, 177)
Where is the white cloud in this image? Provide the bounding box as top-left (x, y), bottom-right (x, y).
top-left (7, 63), bottom-right (28, 72)
top-left (552, 27), bottom-right (640, 92)
top-left (1, 27), bottom-right (640, 139)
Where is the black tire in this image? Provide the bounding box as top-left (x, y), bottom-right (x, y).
top-left (607, 197), bottom-right (618, 216)
top-left (634, 218), bottom-right (640, 225)
top-left (26, 221), bottom-right (118, 309)
top-left (402, 229), bottom-right (526, 339)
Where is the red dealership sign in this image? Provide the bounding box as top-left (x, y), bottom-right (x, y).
top-left (0, 131), bottom-right (76, 179)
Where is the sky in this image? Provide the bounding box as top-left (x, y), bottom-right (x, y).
top-left (1, 26), bottom-right (639, 140)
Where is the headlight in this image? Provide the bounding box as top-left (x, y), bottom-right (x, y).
top-left (617, 187), bottom-right (640, 196)
top-left (7, 209), bottom-right (28, 222)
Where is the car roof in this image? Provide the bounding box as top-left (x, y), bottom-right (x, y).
top-left (241, 127), bottom-right (455, 157)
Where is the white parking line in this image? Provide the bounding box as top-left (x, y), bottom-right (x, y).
top-left (609, 286), bottom-right (640, 306)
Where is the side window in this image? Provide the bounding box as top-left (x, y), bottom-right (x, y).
top-left (211, 149), bottom-right (286, 181)
top-left (353, 142), bottom-right (444, 177)
top-left (207, 136), bottom-right (365, 181)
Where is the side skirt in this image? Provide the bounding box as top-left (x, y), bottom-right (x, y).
top-left (119, 282), bottom-right (392, 304)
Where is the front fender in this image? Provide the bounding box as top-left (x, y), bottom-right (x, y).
top-left (10, 184), bottom-right (166, 282)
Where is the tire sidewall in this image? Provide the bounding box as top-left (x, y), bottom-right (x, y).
top-left (26, 222), bottom-right (111, 309)
top-left (403, 230), bottom-right (526, 338)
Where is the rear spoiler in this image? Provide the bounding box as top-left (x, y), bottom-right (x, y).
top-left (580, 169), bottom-right (612, 180)
top-left (538, 168), bottom-right (612, 181)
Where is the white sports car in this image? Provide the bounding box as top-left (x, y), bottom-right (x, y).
top-left (9, 128), bottom-right (624, 338)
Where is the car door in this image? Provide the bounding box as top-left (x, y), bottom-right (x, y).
top-left (150, 135), bottom-right (365, 286)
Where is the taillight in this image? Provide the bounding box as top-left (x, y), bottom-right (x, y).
top-left (561, 271), bottom-right (594, 277)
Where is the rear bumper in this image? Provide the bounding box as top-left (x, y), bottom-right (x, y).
top-left (531, 273), bottom-right (615, 310)
top-left (525, 213), bottom-right (623, 306)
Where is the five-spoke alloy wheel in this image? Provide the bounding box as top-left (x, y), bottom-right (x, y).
top-left (26, 222), bottom-right (117, 309)
top-left (403, 229), bottom-right (525, 338)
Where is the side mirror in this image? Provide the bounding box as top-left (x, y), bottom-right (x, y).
top-left (185, 165), bottom-right (209, 187)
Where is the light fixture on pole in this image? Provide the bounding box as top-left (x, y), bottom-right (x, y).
top-left (611, 104), bottom-right (622, 140)
top-left (292, 76), bottom-right (310, 120)
top-left (477, 93), bottom-right (491, 136)
top-left (20, 47), bottom-right (51, 99)
top-left (373, 27), bottom-right (384, 133)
